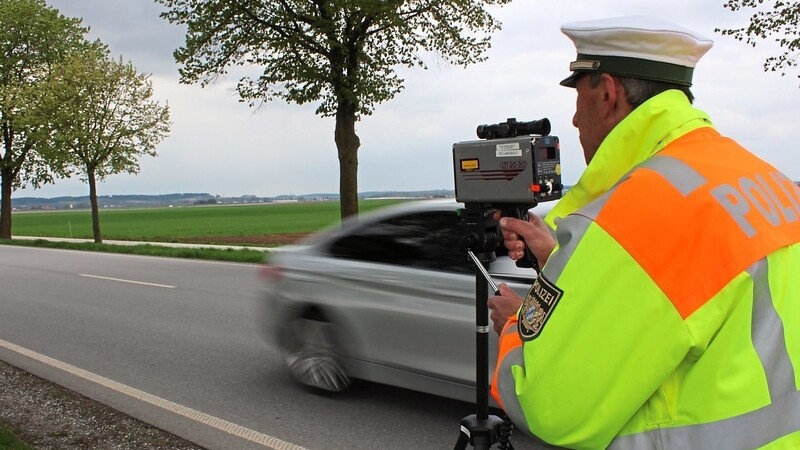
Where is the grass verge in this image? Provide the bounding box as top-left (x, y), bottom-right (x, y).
top-left (0, 239), bottom-right (267, 264)
top-left (0, 424), bottom-right (32, 450)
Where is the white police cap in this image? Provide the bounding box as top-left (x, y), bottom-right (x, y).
top-left (560, 16), bottom-right (713, 88)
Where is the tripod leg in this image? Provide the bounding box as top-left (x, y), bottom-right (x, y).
top-left (454, 428), bottom-right (470, 450)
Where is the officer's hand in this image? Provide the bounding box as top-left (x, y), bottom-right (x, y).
top-left (488, 283), bottom-right (523, 335)
top-left (495, 213), bottom-right (556, 269)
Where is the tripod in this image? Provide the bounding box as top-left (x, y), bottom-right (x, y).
top-left (454, 207), bottom-right (514, 450)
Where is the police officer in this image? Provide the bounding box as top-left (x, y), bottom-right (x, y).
top-left (489, 15), bottom-right (800, 449)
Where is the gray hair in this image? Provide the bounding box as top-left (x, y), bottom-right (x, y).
top-left (586, 73), bottom-right (695, 108)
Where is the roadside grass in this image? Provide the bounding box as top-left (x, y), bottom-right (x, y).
top-left (0, 424), bottom-right (32, 450)
top-left (0, 239), bottom-right (268, 263)
top-left (11, 199), bottom-right (406, 242)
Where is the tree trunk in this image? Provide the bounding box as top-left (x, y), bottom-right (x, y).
top-left (334, 103), bottom-right (361, 219)
top-left (0, 169), bottom-right (13, 239)
top-left (87, 166), bottom-right (102, 243)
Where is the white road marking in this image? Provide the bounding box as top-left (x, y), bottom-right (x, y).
top-left (79, 274), bottom-right (176, 289)
top-left (0, 338), bottom-right (308, 450)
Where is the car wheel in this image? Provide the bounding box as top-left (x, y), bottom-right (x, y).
top-left (283, 315), bottom-right (351, 393)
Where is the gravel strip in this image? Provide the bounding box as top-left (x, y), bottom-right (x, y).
top-left (0, 359), bottom-right (205, 450)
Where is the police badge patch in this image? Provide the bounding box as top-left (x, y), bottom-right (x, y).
top-left (518, 274), bottom-right (564, 341)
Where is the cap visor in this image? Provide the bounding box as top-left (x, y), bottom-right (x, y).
top-left (560, 72), bottom-right (581, 88)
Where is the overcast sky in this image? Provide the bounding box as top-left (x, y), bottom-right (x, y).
top-left (18, 0), bottom-right (800, 199)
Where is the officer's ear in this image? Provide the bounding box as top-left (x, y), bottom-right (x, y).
top-left (599, 73), bottom-right (633, 122)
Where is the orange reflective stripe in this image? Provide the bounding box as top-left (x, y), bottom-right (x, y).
top-left (491, 318), bottom-right (522, 409)
top-left (595, 128), bottom-right (800, 318)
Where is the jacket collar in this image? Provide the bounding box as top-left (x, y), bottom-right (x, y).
top-left (544, 89), bottom-right (713, 229)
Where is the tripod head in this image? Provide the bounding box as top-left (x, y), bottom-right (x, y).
top-left (458, 204), bottom-right (500, 262)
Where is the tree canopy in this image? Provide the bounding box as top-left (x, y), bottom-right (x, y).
top-left (41, 46), bottom-right (171, 242)
top-left (0, 0), bottom-right (89, 237)
top-left (157, 0), bottom-right (511, 218)
top-left (717, 0), bottom-right (800, 84)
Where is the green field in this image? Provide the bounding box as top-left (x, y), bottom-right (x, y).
top-left (11, 199), bottom-right (408, 243)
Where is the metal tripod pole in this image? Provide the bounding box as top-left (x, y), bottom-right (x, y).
top-left (454, 251), bottom-right (505, 450)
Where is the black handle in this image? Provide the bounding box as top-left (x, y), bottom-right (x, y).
top-left (500, 208), bottom-right (540, 272)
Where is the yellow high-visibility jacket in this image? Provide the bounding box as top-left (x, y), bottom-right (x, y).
top-left (491, 90), bottom-right (800, 449)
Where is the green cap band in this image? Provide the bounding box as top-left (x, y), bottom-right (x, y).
top-left (561, 54), bottom-right (695, 87)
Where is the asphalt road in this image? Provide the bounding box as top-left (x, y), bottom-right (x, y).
top-left (0, 245), bottom-right (533, 449)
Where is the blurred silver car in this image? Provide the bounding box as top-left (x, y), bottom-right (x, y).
top-left (258, 198), bottom-right (551, 403)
